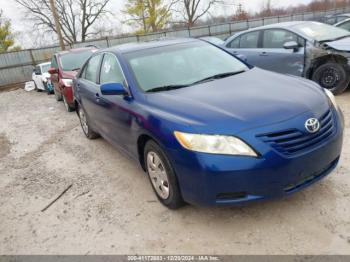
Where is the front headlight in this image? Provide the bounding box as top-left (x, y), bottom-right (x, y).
top-left (61, 78), bottom-right (73, 87)
top-left (174, 131), bottom-right (258, 157)
top-left (324, 89), bottom-right (338, 109)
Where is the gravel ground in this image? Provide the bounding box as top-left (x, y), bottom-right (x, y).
top-left (0, 88), bottom-right (349, 255)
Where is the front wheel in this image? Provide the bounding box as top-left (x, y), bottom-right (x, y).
top-left (144, 140), bottom-right (185, 209)
top-left (312, 62), bottom-right (349, 95)
top-left (77, 105), bottom-right (100, 139)
top-left (54, 87), bottom-right (63, 101)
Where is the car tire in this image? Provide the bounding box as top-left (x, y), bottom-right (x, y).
top-left (77, 104), bottom-right (100, 139)
top-left (43, 82), bottom-right (50, 95)
top-left (144, 140), bottom-right (185, 209)
top-left (312, 62), bottom-right (350, 95)
top-left (63, 94), bottom-right (75, 112)
top-left (54, 88), bottom-right (63, 101)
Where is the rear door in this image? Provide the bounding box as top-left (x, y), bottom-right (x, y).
top-left (76, 54), bottom-right (103, 130)
top-left (225, 30), bottom-right (266, 68)
top-left (258, 29), bottom-right (305, 76)
top-left (33, 66), bottom-right (42, 88)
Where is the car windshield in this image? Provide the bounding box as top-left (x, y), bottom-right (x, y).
top-left (292, 22), bottom-right (350, 42)
top-left (125, 41), bottom-right (248, 92)
top-left (60, 50), bottom-right (94, 71)
top-left (41, 64), bottom-right (51, 73)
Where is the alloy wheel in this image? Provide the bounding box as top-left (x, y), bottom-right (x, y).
top-left (79, 107), bottom-right (89, 135)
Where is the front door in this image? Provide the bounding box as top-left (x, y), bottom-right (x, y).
top-left (257, 29), bottom-right (305, 76)
top-left (96, 53), bottom-right (135, 153)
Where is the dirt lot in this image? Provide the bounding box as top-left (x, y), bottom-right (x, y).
top-left (0, 88), bottom-right (349, 255)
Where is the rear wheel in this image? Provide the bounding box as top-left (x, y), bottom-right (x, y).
top-left (144, 140), bottom-right (185, 209)
top-left (54, 88), bottom-right (63, 101)
top-left (312, 62), bottom-right (349, 95)
top-left (63, 94), bottom-right (75, 112)
top-left (77, 105), bottom-right (99, 139)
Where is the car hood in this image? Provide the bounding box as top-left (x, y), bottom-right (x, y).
top-left (323, 36), bottom-right (350, 51)
top-left (144, 68), bottom-right (329, 135)
top-left (62, 70), bottom-right (78, 79)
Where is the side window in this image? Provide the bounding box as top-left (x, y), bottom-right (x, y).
top-left (51, 56), bottom-right (58, 69)
top-left (239, 31), bottom-right (259, 48)
top-left (83, 55), bottom-right (102, 83)
top-left (35, 66), bottom-right (41, 74)
top-left (338, 21), bottom-right (350, 31)
top-left (100, 53), bottom-right (125, 84)
top-left (228, 37), bottom-right (240, 48)
top-left (263, 29), bottom-right (303, 48)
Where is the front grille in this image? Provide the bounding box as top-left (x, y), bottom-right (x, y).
top-left (257, 109), bottom-right (335, 156)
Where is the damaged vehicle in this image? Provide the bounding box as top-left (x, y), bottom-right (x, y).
top-left (32, 62), bottom-right (53, 94)
top-left (224, 21), bottom-right (350, 94)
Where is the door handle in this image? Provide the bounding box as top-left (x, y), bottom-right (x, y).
top-left (260, 52), bottom-right (268, 56)
top-left (95, 93), bottom-right (100, 102)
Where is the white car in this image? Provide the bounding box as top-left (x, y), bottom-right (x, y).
top-left (32, 62), bottom-right (52, 93)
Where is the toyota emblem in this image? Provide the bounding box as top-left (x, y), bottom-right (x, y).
top-left (305, 118), bottom-right (320, 133)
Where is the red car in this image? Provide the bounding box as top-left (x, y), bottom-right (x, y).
top-left (48, 47), bottom-right (97, 112)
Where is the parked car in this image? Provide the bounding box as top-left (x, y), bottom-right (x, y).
top-left (323, 13), bottom-right (350, 24)
top-left (224, 21), bottom-right (350, 94)
top-left (32, 62), bottom-right (53, 94)
top-left (48, 47), bottom-right (97, 112)
top-left (334, 17), bottom-right (350, 31)
top-left (73, 38), bottom-right (343, 209)
top-left (199, 36), bottom-right (225, 46)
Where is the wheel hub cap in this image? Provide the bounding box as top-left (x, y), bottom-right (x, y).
top-left (147, 151), bottom-right (170, 199)
top-left (79, 109), bottom-right (88, 134)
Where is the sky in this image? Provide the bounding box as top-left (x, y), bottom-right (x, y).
top-left (0, 0), bottom-right (312, 48)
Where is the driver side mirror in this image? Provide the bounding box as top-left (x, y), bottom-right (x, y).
top-left (48, 67), bottom-right (58, 74)
top-left (100, 82), bottom-right (126, 96)
top-left (283, 41), bottom-right (299, 52)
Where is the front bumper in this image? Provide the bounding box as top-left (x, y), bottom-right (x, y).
top-left (168, 107), bottom-right (344, 206)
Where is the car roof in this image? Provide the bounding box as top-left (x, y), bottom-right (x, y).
top-left (236, 21), bottom-right (306, 32)
top-left (335, 13), bottom-right (350, 17)
top-left (225, 21), bottom-right (325, 42)
top-left (103, 38), bottom-right (197, 54)
top-left (56, 46), bottom-right (97, 56)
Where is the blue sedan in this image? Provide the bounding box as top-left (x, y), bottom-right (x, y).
top-left (73, 38), bottom-right (343, 209)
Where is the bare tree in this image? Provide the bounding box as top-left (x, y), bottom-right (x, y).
top-left (178, 0), bottom-right (220, 27)
top-left (14, 0), bottom-right (110, 44)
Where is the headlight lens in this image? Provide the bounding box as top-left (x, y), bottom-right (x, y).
top-left (324, 89), bottom-right (337, 109)
top-left (61, 78), bottom-right (73, 87)
top-left (174, 131), bottom-right (258, 157)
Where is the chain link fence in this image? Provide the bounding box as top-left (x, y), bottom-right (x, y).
top-left (1, 6), bottom-right (350, 89)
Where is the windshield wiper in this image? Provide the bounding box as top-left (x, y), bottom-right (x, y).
top-left (191, 71), bottom-right (246, 85)
top-left (145, 71), bottom-right (246, 93)
top-left (146, 84), bottom-right (189, 93)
